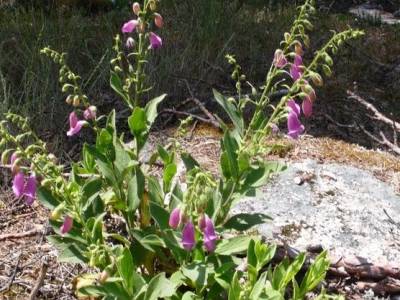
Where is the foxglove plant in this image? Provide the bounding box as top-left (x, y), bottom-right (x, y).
top-left (0, 1), bottom-right (362, 299)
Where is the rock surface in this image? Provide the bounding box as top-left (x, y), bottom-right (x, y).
top-left (234, 159), bottom-right (400, 264)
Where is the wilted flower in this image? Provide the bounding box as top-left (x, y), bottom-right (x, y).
top-left (83, 106), bottom-right (97, 121)
top-left (149, 32), bottom-right (162, 49)
top-left (132, 2), bottom-right (140, 15)
top-left (125, 37), bottom-right (135, 49)
top-left (12, 172), bottom-right (25, 198)
top-left (169, 207), bottom-right (182, 229)
top-left (60, 216), bottom-right (73, 235)
top-left (122, 20), bottom-right (139, 33)
top-left (287, 99), bottom-right (304, 139)
top-left (273, 49), bottom-right (287, 68)
top-left (182, 221), bottom-right (196, 251)
top-left (67, 112), bottom-right (86, 137)
top-left (154, 13), bottom-right (164, 29)
top-left (200, 215), bottom-right (217, 252)
top-left (295, 43), bottom-right (304, 56)
top-left (10, 152), bottom-right (19, 174)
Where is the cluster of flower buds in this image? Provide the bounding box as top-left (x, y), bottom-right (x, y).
top-left (10, 153), bottom-right (37, 205)
top-left (273, 42), bottom-right (319, 139)
top-left (169, 208), bottom-right (218, 252)
top-left (121, 1), bottom-right (164, 50)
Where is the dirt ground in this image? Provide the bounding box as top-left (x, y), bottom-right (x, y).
top-left (0, 130), bottom-right (399, 299)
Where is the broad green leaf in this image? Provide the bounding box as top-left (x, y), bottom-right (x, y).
top-left (144, 272), bottom-right (176, 300)
top-left (129, 107), bottom-right (147, 137)
top-left (37, 187), bottom-right (60, 210)
top-left (58, 244), bottom-right (88, 264)
top-left (128, 168), bottom-right (145, 212)
top-left (250, 272), bottom-right (268, 300)
top-left (224, 213), bottom-right (272, 231)
top-left (116, 248), bottom-right (135, 295)
top-left (213, 89), bottom-right (244, 135)
top-left (181, 152), bottom-right (200, 171)
top-left (228, 271), bottom-right (241, 300)
top-left (149, 202), bottom-right (169, 230)
top-left (145, 94), bottom-right (166, 125)
top-left (163, 163), bottom-right (177, 193)
top-left (110, 71), bottom-right (129, 104)
top-left (222, 131), bottom-right (239, 179)
top-left (215, 235), bottom-right (258, 256)
top-left (181, 263), bottom-right (208, 289)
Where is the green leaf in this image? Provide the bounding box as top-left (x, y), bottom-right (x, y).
top-left (213, 89), bottom-right (244, 135)
top-left (144, 272), bottom-right (176, 300)
top-left (215, 235), bottom-right (258, 256)
top-left (163, 163), bottom-right (177, 193)
top-left (157, 145), bottom-right (171, 164)
top-left (149, 202), bottom-right (169, 231)
top-left (223, 213), bottom-right (272, 231)
top-left (145, 94), bottom-right (166, 125)
top-left (181, 263), bottom-right (208, 290)
top-left (250, 272), bottom-right (268, 300)
top-left (58, 244), bottom-right (88, 264)
top-left (110, 71), bottom-right (129, 104)
top-left (127, 168), bottom-right (145, 212)
top-left (129, 107), bottom-right (147, 137)
top-left (37, 187), bottom-right (60, 210)
top-left (228, 271), bottom-right (241, 300)
top-left (222, 131), bottom-right (239, 179)
top-left (181, 152), bottom-right (200, 171)
top-left (116, 248), bottom-right (135, 295)
top-left (148, 176), bottom-right (164, 205)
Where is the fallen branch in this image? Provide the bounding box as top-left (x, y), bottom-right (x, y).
top-left (357, 277), bottom-right (400, 295)
top-left (347, 90), bottom-right (400, 131)
top-left (0, 252), bottom-right (21, 293)
top-left (28, 260), bottom-right (48, 300)
top-left (160, 108), bottom-right (220, 127)
top-left (0, 228), bottom-right (43, 241)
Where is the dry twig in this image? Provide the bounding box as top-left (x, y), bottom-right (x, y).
top-left (28, 260), bottom-right (48, 300)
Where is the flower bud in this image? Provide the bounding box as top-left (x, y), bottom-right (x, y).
top-left (50, 203), bottom-right (65, 220)
top-left (65, 95), bottom-right (73, 105)
top-left (125, 37), bottom-right (135, 49)
top-left (72, 96), bottom-right (80, 107)
top-left (295, 43), bottom-right (304, 56)
top-left (83, 106), bottom-right (97, 121)
top-left (149, 0), bottom-right (156, 11)
top-left (310, 72), bottom-right (323, 87)
top-left (132, 2), bottom-right (140, 15)
top-left (98, 270), bottom-right (110, 284)
top-left (60, 215), bottom-right (73, 235)
top-left (154, 13), bottom-right (164, 28)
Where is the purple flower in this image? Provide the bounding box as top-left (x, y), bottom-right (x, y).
top-left (302, 97), bottom-right (313, 118)
top-left (122, 20), bottom-right (139, 33)
top-left (60, 216), bottom-right (73, 235)
top-left (287, 101), bottom-right (305, 139)
top-left (273, 49), bottom-right (287, 68)
top-left (24, 175), bottom-right (37, 205)
top-left (169, 207), bottom-right (181, 229)
top-left (67, 112), bottom-right (85, 137)
top-left (290, 54), bottom-right (303, 81)
top-left (149, 32), bottom-right (162, 49)
top-left (182, 221), bottom-right (196, 251)
top-left (201, 215), bottom-right (217, 252)
top-left (83, 106), bottom-right (97, 121)
top-left (12, 172), bottom-right (25, 198)
top-left (154, 13), bottom-right (164, 29)
top-left (10, 152), bottom-right (18, 165)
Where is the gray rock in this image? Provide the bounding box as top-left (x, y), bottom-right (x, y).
top-left (233, 159), bottom-right (400, 264)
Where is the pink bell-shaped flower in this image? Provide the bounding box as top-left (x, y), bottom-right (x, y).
top-left (149, 32), bottom-right (162, 49)
top-left (169, 207), bottom-right (182, 229)
top-left (182, 221), bottom-right (196, 251)
top-left (60, 216), bottom-right (73, 235)
top-left (273, 49), bottom-right (287, 68)
top-left (200, 215), bottom-right (217, 252)
top-left (67, 112), bottom-right (86, 137)
top-left (12, 172), bottom-right (25, 198)
top-left (24, 175), bottom-right (37, 205)
top-left (122, 20), bottom-right (139, 33)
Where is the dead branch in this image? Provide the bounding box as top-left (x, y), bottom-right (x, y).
top-left (357, 277), bottom-right (400, 294)
top-left (347, 90), bottom-right (400, 131)
top-left (160, 109), bottom-right (220, 127)
top-left (28, 260), bottom-right (48, 300)
top-left (0, 228), bottom-right (43, 241)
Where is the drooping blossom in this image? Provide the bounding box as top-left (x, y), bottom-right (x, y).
top-left (182, 221), bottom-right (196, 251)
top-left (273, 49), bottom-right (287, 68)
top-left (200, 215), bottom-right (217, 252)
top-left (67, 112), bottom-right (85, 137)
top-left (132, 2), bottom-right (140, 15)
top-left (60, 216), bottom-right (73, 235)
top-left (302, 97), bottom-right (313, 118)
top-left (10, 152), bottom-right (19, 174)
top-left (169, 207), bottom-right (182, 229)
top-left (83, 106), bottom-right (97, 121)
top-left (154, 13), bottom-right (164, 29)
top-left (12, 172), bottom-right (37, 205)
top-left (122, 20), bottom-right (139, 33)
top-left (12, 172), bottom-right (25, 198)
top-left (290, 54), bottom-right (303, 81)
top-left (295, 43), bottom-right (304, 56)
top-left (149, 32), bottom-right (162, 49)
top-left (287, 100), bottom-right (304, 139)
top-left (24, 175), bottom-right (37, 205)
top-left (126, 37), bottom-right (135, 49)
